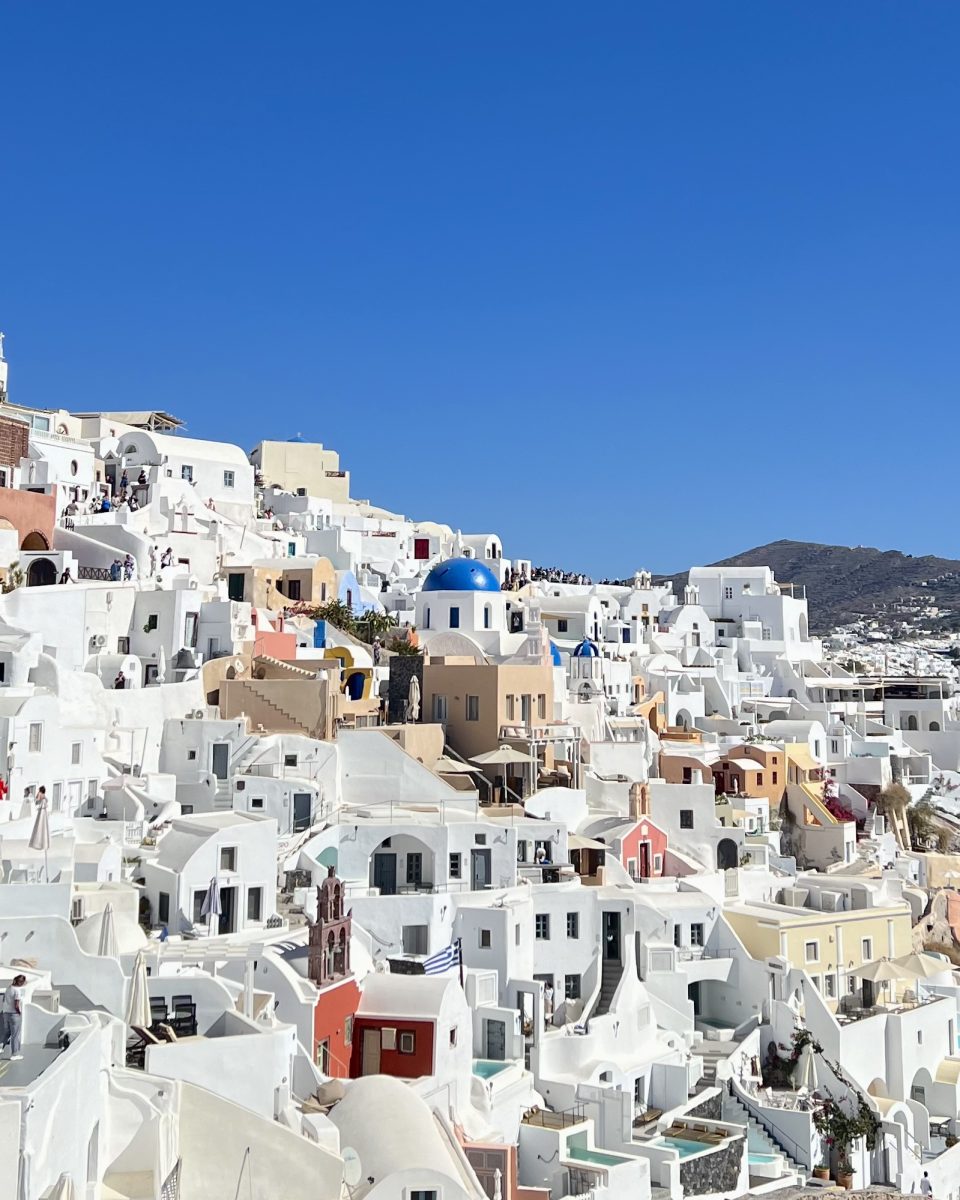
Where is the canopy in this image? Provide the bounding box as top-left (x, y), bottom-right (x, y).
top-left (471, 745), bottom-right (540, 766)
top-left (434, 757), bottom-right (478, 775)
top-left (568, 834), bottom-right (607, 851)
top-left (855, 958), bottom-right (909, 982)
top-left (893, 952), bottom-right (949, 979)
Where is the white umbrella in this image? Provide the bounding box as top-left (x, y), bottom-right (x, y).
top-left (407, 674), bottom-right (421, 721)
top-left (470, 745), bottom-right (541, 766)
top-left (790, 1042), bottom-right (822, 1091)
top-left (156, 645), bottom-right (166, 686)
top-left (894, 952), bottom-right (949, 979)
top-left (98, 902), bottom-right (119, 959)
top-left (434, 756), bottom-right (478, 775)
top-left (125, 949), bottom-right (151, 1029)
top-left (47, 1172), bottom-right (76, 1200)
top-left (29, 800), bottom-right (50, 882)
top-left (200, 875), bottom-right (221, 936)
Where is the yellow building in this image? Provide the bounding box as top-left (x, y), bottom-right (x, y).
top-left (725, 898), bottom-right (913, 1010)
top-left (250, 439), bottom-right (350, 502)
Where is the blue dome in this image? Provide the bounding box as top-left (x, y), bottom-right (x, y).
top-left (550, 641), bottom-right (563, 667)
top-left (422, 557), bottom-right (501, 593)
top-left (573, 639), bottom-right (599, 658)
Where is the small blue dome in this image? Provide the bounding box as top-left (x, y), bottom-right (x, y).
top-left (573, 639), bottom-right (599, 658)
top-left (550, 641), bottom-right (563, 667)
top-left (422, 557), bottom-right (501, 593)
top-left (287, 433), bottom-right (306, 443)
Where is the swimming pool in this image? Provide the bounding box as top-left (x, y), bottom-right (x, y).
top-left (566, 1144), bottom-right (633, 1167)
top-left (652, 1136), bottom-right (708, 1159)
top-left (749, 1152), bottom-right (780, 1165)
top-left (473, 1059), bottom-right (511, 1079)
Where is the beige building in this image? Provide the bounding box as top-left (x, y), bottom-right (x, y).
top-left (421, 656), bottom-right (556, 796)
top-left (725, 897), bottom-right (913, 1011)
top-left (225, 557), bottom-right (337, 610)
top-left (250, 439), bottom-right (350, 502)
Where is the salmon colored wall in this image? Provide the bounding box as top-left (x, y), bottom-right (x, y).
top-left (349, 1017), bottom-right (435, 1079)
top-left (314, 977), bottom-right (361, 1078)
top-left (619, 819), bottom-right (668, 878)
top-left (2, 487), bottom-right (56, 549)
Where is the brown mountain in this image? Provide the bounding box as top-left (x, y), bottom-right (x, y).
top-left (662, 540), bottom-right (960, 632)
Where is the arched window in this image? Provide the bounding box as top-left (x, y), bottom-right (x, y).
top-left (424, 607), bottom-right (430, 629)
top-left (906, 715), bottom-right (919, 731)
top-left (483, 604), bottom-right (492, 630)
top-left (930, 721), bottom-right (941, 732)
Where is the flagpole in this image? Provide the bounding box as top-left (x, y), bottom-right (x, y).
top-left (457, 937), bottom-right (464, 989)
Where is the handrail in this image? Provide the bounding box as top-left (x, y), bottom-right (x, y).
top-left (731, 1081), bottom-right (809, 1166)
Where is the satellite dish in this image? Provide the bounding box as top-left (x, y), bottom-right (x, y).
top-left (342, 1147), bottom-right (362, 1188)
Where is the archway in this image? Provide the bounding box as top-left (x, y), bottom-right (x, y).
top-left (675, 709), bottom-right (692, 731)
top-left (346, 671), bottom-right (365, 701)
top-left (930, 721), bottom-right (941, 732)
top-left (717, 838), bottom-right (739, 871)
top-left (906, 715), bottom-right (919, 731)
top-left (21, 531), bottom-right (49, 551)
top-left (27, 557), bottom-right (57, 587)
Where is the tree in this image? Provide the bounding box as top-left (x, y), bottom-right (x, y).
top-left (2, 562), bottom-right (24, 593)
top-left (387, 635), bottom-right (422, 657)
top-left (311, 599), bottom-right (357, 633)
top-left (355, 610), bottom-right (399, 643)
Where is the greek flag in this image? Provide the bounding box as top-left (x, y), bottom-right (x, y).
top-left (423, 940), bottom-right (461, 976)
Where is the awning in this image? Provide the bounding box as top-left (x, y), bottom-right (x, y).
top-left (568, 835), bottom-right (607, 851)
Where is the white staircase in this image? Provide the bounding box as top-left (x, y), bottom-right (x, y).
top-left (722, 1089), bottom-right (807, 1192)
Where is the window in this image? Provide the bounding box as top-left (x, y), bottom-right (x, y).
top-left (410, 1192), bottom-right (437, 1200)
top-left (181, 465), bottom-right (193, 482)
top-left (521, 694), bottom-right (531, 723)
top-left (861, 938), bottom-right (872, 961)
top-left (284, 753), bottom-right (298, 767)
top-left (918, 1030), bottom-right (923, 1045)
top-left (538, 694), bottom-right (546, 720)
top-left (316, 1039), bottom-right (329, 1073)
top-left (564, 974), bottom-right (581, 1000)
top-left (146, 614), bottom-right (158, 632)
top-left (724, 586), bottom-right (733, 600)
top-left (398, 1031), bottom-right (416, 1054)
top-left (29, 723), bottom-right (42, 752)
top-left (756, 773), bottom-right (763, 787)
top-left (824, 973), bottom-right (836, 998)
top-left (406, 853), bottom-right (423, 885)
top-left (192, 890), bottom-right (207, 924)
top-left (505, 695), bottom-right (515, 721)
top-left (483, 605), bottom-right (491, 630)
top-left (475, 834), bottom-right (487, 845)
top-left (479, 929), bottom-right (492, 948)
top-left (117, 636), bottom-right (130, 654)
top-left (223, 470), bottom-right (235, 488)
top-left (680, 809), bottom-right (693, 829)
top-left (847, 975), bottom-right (858, 995)
top-left (187, 749), bottom-right (197, 761)
top-left (71, 742), bottom-right (82, 765)
top-left (535, 914), bottom-right (550, 940)
top-left (515, 924), bottom-right (521, 945)
top-left (247, 887), bottom-right (263, 921)
top-left (557, 619), bottom-right (568, 633)
top-left (220, 847), bottom-right (237, 872)
top-left (449, 606), bottom-right (460, 629)
top-left (831, 739), bottom-right (839, 754)
top-left (673, 924), bottom-right (682, 946)
top-left (423, 607), bottom-right (430, 629)
top-left (682, 766), bottom-right (692, 783)
top-left (433, 694), bottom-right (447, 722)
top-left (772, 772), bottom-right (778, 784)
top-left (566, 912), bottom-right (579, 938)
top-left (690, 923), bottom-right (704, 947)
top-left (654, 854), bottom-right (663, 872)
top-left (158, 892), bottom-right (170, 924)
top-left (401, 926), bottom-right (427, 955)
top-left (344, 1015), bottom-right (353, 1045)
top-left (251, 796), bottom-right (264, 809)
top-left (805, 941), bottom-right (820, 964)
top-left (466, 695), bottom-right (480, 721)
top-left (184, 612), bottom-right (199, 647)
top-left (449, 853), bottom-right (461, 878)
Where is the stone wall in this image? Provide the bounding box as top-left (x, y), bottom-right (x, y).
top-left (686, 1091), bottom-right (722, 1121)
top-left (388, 655), bottom-right (424, 724)
top-left (680, 1136), bottom-right (746, 1196)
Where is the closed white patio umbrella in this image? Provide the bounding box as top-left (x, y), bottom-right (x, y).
top-left (790, 1042), bottom-right (822, 1091)
top-left (200, 875), bottom-right (221, 936)
top-left (125, 949), bottom-right (151, 1029)
top-left (29, 799), bottom-right (50, 882)
top-left (407, 674), bottom-right (421, 721)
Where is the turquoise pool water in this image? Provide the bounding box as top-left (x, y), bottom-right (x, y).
top-left (473, 1059), bottom-right (510, 1079)
top-left (749, 1152), bottom-right (779, 1164)
top-left (653, 1137), bottom-right (708, 1159)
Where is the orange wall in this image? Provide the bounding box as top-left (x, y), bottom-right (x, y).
top-left (314, 977), bottom-right (361, 1078)
top-left (3, 487), bottom-right (56, 549)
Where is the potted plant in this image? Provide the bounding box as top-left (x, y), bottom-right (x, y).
top-left (813, 1092), bottom-right (879, 1191)
top-left (813, 1160), bottom-right (830, 1181)
top-left (836, 1157), bottom-right (854, 1190)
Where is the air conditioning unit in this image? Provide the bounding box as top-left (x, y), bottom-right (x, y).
top-left (236, 780), bottom-right (245, 791)
top-left (95, 634), bottom-right (107, 648)
top-left (820, 890), bottom-right (844, 912)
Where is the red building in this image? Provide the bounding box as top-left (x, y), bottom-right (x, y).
top-left (308, 867), bottom-right (360, 1077)
top-left (348, 974), bottom-right (470, 1082)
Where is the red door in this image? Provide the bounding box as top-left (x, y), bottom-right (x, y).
top-left (414, 538), bottom-right (430, 560)
top-left (639, 842), bottom-right (651, 879)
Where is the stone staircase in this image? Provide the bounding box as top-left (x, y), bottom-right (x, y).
top-left (242, 679), bottom-right (316, 737)
top-left (589, 957), bottom-right (623, 1020)
top-left (722, 1089), bottom-right (807, 1191)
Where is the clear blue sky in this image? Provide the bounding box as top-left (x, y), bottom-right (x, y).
top-left (2, 3), bottom-right (958, 576)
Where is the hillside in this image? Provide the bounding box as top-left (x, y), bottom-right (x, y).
top-left (663, 540), bottom-right (960, 633)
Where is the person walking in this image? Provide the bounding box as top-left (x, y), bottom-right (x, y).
top-left (1, 974), bottom-right (27, 1060)
top-left (921, 1172), bottom-right (933, 1198)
